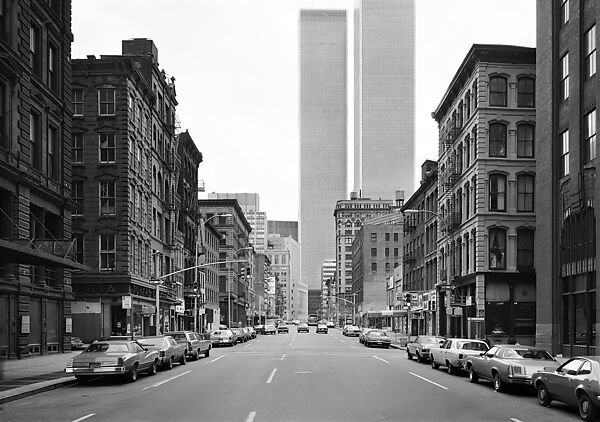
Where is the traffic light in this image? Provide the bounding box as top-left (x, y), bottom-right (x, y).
top-left (405, 293), bottom-right (412, 306)
top-left (246, 267), bottom-right (251, 279)
top-left (193, 282), bottom-right (198, 292)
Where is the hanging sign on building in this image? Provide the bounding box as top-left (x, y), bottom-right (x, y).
top-left (122, 295), bottom-right (132, 309)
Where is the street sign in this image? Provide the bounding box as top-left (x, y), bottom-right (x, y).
top-left (122, 295), bottom-right (132, 309)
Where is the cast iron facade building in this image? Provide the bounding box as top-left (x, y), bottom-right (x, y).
top-left (71, 39), bottom-right (190, 341)
top-left (536, 0), bottom-right (599, 356)
top-left (0, 0), bottom-right (81, 359)
top-left (432, 44), bottom-right (537, 345)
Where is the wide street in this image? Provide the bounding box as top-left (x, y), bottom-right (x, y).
top-left (0, 329), bottom-right (584, 422)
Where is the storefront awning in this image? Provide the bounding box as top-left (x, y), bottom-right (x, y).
top-left (0, 238), bottom-right (88, 270)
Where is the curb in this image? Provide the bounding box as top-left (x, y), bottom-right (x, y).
top-left (390, 343), bottom-right (405, 350)
top-left (0, 377), bottom-right (76, 405)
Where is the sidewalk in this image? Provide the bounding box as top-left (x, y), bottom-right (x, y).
top-left (0, 351), bottom-right (81, 405)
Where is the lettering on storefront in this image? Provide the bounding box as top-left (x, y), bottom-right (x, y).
top-left (73, 283), bottom-right (128, 296)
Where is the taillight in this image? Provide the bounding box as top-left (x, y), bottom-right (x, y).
top-left (458, 353), bottom-right (464, 360)
top-left (159, 350), bottom-right (165, 357)
top-left (117, 357), bottom-right (124, 366)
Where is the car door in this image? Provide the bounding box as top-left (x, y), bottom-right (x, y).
top-left (475, 346), bottom-right (499, 378)
top-left (132, 341), bottom-right (152, 370)
top-left (438, 339), bottom-right (451, 363)
top-left (547, 358), bottom-right (585, 403)
top-left (410, 337), bottom-right (420, 354)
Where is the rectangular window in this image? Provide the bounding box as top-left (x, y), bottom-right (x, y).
top-left (393, 233), bottom-right (399, 242)
top-left (47, 43), bottom-right (58, 92)
top-left (98, 88), bottom-right (115, 115)
top-left (73, 89), bottom-right (84, 116)
top-left (385, 233), bottom-right (390, 241)
top-left (489, 77), bottom-right (507, 107)
top-left (371, 248), bottom-right (377, 257)
top-left (561, 130), bottom-right (570, 176)
top-left (489, 174), bottom-right (506, 211)
top-left (385, 247), bottom-right (390, 257)
top-left (371, 262), bottom-right (377, 272)
top-left (72, 181), bottom-right (83, 216)
top-left (99, 133), bottom-right (115, 163)
top-left (517, 77), bottom-right (535, 107)
top-left (385, 262), bottom-right (390, 272)
top-left (517, 174), bottom-right (534, 212)
top-left (370, 233), bottom-right (377, 242)
top-left (47, 125), bottom-right (58, 179)
top-left (560, 53), bottom-right (569, 101)
top-left (394, 248), bottom-right (399, 257)
top-left (517, 124), bottom-right (535, 158)
top-left (517, 229), bottom-right (534, 270)
top-left (73, 134), bottom-right (83, 164)
top-left (585, 25), bottom-right (597, 78)
top-left (0, 82), bottom-right (6, 149)
top-left (99, 234), bottom-right (116, 271)
top-left (29, 25), bottom-right (41, 76)
top-left (585, 109), bottom-right (596, 162)
top-left (489, 229), bottom-right (506, 270)
top-left (29, 111), bottom-right (41, 170)
top-left (561, 0), bottom-right (569, 25)
top-left (73, 233), bottom-right (84, 264)
top-left (489, 123), bottom-right (507, 157)
top-left (99, 181), bottom-right (116, 215)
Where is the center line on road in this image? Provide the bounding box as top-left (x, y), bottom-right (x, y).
top-left (509, 419), bottom-right (524, 422)
top-left (409, 372), bottom-right (448, 390)
top-left (72, 414), bottom-right (95, 422)
top-left (246, 411), bottom-right (257, 422)
top-left (266, 368), bottom-right (277, 384)
top-left (281, 353), bottom-right (287, 360)
top-left (373, 356), bottom-right (389, 364)
top-left (243, 343), bottom-right (251, 348)
top-left (143, 370), bottom-right (191, 391)
top-left (210, 355), bottom-right (225, 363)
top-left (350, 345), bottom-right (357, 349)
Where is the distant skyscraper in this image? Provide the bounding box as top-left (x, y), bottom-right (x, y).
top-left (354, 0), bottom-right (415, 200)
top-left (299, 10), bottom-right (348, 298)
top-left (268, 220), bottom-right (298, 242)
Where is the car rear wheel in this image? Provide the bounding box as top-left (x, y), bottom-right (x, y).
top-left (147, 361), bottom-right (157, 376)
top-left (579, 393), bottom-right (598, 421)
top-left (407, 350), bottom-right (412, 360)
top-left (165, 357), bottom-right (173, 370)
top-left (468, 365), bottom-right (478, 383)
top-left (180, 353), bottom-right (186, 365)
top-left (126, 364), bottom-right (138, 383)
top-left (493, 372), bottom-right (506, 392)
top-left (204, 348), bottom-right (210, 358)
top-left (431, 357), bottom-right (439, 369)
top-left (447, 362), bottom-right (457, 375)
top-left (537, 382), bottom-right (552, 407)
top-left (416, 352), bottom-right (423, 363)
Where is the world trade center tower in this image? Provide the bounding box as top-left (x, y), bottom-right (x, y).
top-left (299, 10), bottom-right (348, 312)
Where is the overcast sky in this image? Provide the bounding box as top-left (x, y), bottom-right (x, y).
top-left (72, 0), bottom-right (536, 221)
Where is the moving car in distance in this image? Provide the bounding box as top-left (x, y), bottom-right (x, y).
top-left (164, 330), bottom-right (211, 359)
top-left (466, 345), bottom-right (559, 392)
top-left (532, 356), bottom-right (600, 421)
top-left (430, 338), bottom-right (489, 375)
top-left (308, 314), bottom-right (319, 326)
top-left (254, 324), bottom-right (265, 335)
top-left (291, 319), bottom-right (300, 325)
top-left (210, 329), bottom-right (235, 347)
top-left (277, 323), bottom-right (289, 334)
top-left (342, 325), bottom-right (361, 337)
top-left (297, 323), bottom-right (309, 333)
top-left (316, 323), bottom-right (328, 334)
top-left (264, 324), bottom-right (277, 335)
top-left (406, 336), bottom-right (446, 363)
top-left (363, 329), bottom-right (391, 348)
top-left (65, 340), bottom-right (159, 384)
top-left (137, 336), bottom-right (187, 369)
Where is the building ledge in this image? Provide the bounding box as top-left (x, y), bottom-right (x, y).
top-left (0, 238), bottom-right (88, 270)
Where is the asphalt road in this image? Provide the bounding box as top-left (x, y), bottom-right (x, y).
top-left (0, 329), bottom-right (586, 422)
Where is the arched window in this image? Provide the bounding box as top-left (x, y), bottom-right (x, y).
top-left (489, 228), bottom-right (507, 270)
top-left (517, 228), bottom-right (534, 271)
top-left (517, 123), bottom-right (535, 158)
top-left (489, 76), bottom-right (507, 106)
top-left (489, 123), bottom-right (507, 157)
top-left (517, 174), bottom-right (535, 212)
top-left (489, 174), bottom-right (507, 211)
top-left (517, 77), bottom-right (535, 107)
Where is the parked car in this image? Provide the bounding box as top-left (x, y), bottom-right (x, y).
top-left (291, 319), bottom-right (300, 325)
top-left (297, 323), bottom-right (309, 333)
top-left (466, 345), bottom-right (559, 392)
top-left (65, 340), bottom-right (159, 383)
top-left (70, 336), bottom-right (85, 350)
top-left (364, 329), bottom-right (391, 348)
top-left (137, 336), bottom-right (187, 369)
top-left (277, 323), bottom-right (289, 334)
top-left (164, 331), bottom-right (211, 359)
top-left (248, 326), bottom-right (257, 339)
top-left (359, 328), bottom-right (376, 344)
top-left (532, 356), bottom-right (600, 421)
top-left (326, 321), bottom-right (335, 328)
top-left (210, 329), bottom-right (235, 347)
top-left (316, 323), bottom-right (328, 334)
top-left (254, 324), bottom-right (265, 335)
top-left (342, 325), bottom-right (361, 337)
top-left (230, 328), bottom-right (246, 343)
top-left (430, 338), bottom-right (489, 375)
top-left (406, 336), bottom-right (446, 363)
top-left (242, 327), bottom-right (253, 340)
top-left (264, 324), bottom-right (277, 335)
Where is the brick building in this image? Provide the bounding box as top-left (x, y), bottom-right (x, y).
top-left (0, 0), bottom-right (83, 359)
top-left (70, 39), bottom-right (192, 341)
top-left (536, 0), bottom-right (599, 356)
top-left (432, 44), bottom-right (536, 345)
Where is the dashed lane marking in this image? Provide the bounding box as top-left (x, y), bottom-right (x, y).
top-left (72, 414), bottom-right (95, 422)
top-left (143, 370), bottom-right (191, 391)
top-left (266, 368), bottom-right (277, 384)
top-left (210, 355), bottom-right (225, 363)
top-left (509, 419), bottom-right (524, 422)
top-left (350, 345), bottom-right (357, 349)
top-left (409, 372), bottom-right (448, 390)
top-left (281, 353), bottom-right (287, 360)
top-left (246, 411), bottom-right (257, 422)
top-left (373, 356), bottom-right (390, 364)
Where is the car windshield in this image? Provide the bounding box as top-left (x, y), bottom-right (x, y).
top-left (422, 337), bottom-right (444, 344)
top-left (85, 343), bottom-right (129, 353)
top-left (170, 334), bottom-right (187, 341)
top-left (459, 341), bottom-right (488, 351)
top-left (369, 331), bottom-right (387, 337)
top-left (213, 330), bottom-right (232, 336)
top-left (137, 338), bottom-right (163, 347)
top-left (503, 348), bottom-right (554, 360)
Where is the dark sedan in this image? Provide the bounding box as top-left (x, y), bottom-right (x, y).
top-left (297, 323), bottom-right (309, 333)
top-left (533, 356), bottom-right (600, 421)
top-left (230, 328), bottom-right (246, 343)
top-left (277, 323), bottom-right (289, 334)
top-left (137, 336), bottom-right (187, 369)
top-left (364, 330), bottom-right (391, 348)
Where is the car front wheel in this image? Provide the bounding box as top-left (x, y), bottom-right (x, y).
top-left (204, 348), bottom-right (210, 358)
top-left (468, 365), bottom-right (478, 383)
top-left (537, 382), bottom-right (552, 407)
top-left (416, 352), bottom-right (423, 363)
top-left (431, 357), bottom-right (439, 369)
top-left (165, 357), bottom-right (173, 370)
top-left (180, 353), bottom-right (186, 365)
top-left (126, 364), bottom-right (138, 383)
top-left (147, 361), bottom-right (157, 376)
top-left (579, 393), bottom-right (598, 421)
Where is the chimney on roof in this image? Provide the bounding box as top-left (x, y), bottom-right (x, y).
top-left (122, 38), bottom-right (158, 64)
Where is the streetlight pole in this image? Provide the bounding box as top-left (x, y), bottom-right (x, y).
top-left (230, 246), bottom-right (253, 328)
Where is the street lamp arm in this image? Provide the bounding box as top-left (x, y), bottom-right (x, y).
top-left (153, 259), bottom-right (249, 281)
